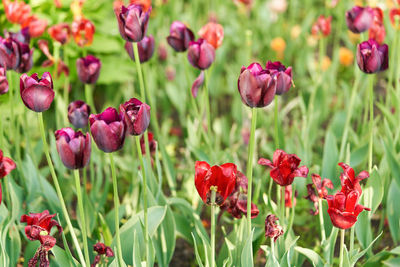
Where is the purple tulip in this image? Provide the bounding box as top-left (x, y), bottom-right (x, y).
top-left (119, 98), bottom-right (150, 136)
top-left (76, 55), bottom-right (101, 84)
top-left (20, 72), bottom-right (55, 112)
top-left (346, 6), bottom-right (374, 34)
top-left (4, 28), bottom-right (31, 44)
top-left (265, 61), bottom-right (292, 95)
top-left (124, 35), bottom-right (155, 63)
top-left (115, 4), bottom-right (151, 43)
top-left (0, 37), bottom-right (21, 70)
top-left (167, 21), bottom-right (195, 52)
top-left (238, 63), bottom-right (276, 108)
top-left (89, 107), bottom-right (125, 153)
top-left (68, 100), bottom-right (91, 129)
top-left (0, 67), bottom-right (8, 95)
top-left (187, 39), bottom-right (215, 70)
top-left (55, 128), bottom-right (91, 169)
top-left (356, 39), bottom-right (388, 74)
top-left (16, 43), bottom-right (33, 73)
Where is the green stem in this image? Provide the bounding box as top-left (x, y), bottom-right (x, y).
top-left (109, 153), bottom-right (123, 267)
top-left (274, 96), bottom-right (279, 149)
top-left (37, 113), bottom-right (86, 267)
top-left (281, 186), bottom-right (285, 222)
top-left (84, 84), bottom-right (96, 114)
top-left (318, 198), bottom-right (326, 242)
top-left (270, 237), bottom-right (275, 259)
top-left (7, 71), bottom-right (14, 142)
top-left (73, 170), bottom-right (90, 267)
top-left (350, 227), bottom-right (354, 252)
top-left (367, 75), bottom-right (374, 173)
top-left (135, 136), bottom-right (149, 267)
top-left (246, 108), bottom-right (257, 234)
top-left (210, 190), bottom-right (216, 267)
top-left (204, 70), bottom-right (212, 134)
top-left (339, 229), bottom-right (345, 267)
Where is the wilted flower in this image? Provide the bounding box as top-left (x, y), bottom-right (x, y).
top-left (195, 161), bottom-right (237, 205)
top-left (356, 39), bottom-right (388, 74)
top-left (38, 39), bottom-right (69, 77)
top-left (71, 18), bottom-right (95, 47)
top-left (48, 23), bottom-right (71, 45)
top-left (311, 15), bottom-right (332, 37)
top-left (338, 162), bottom-right (369, 195)
top-left (0, 67), bottom-right (9, 95)
top-left (20, 72), bottom-right (55, 112)
top-left (237, 63), bottom-right (276, 108)
top-left (345, 6), bottom-right (374, 33)
top-left (305, 174), bottom-right (333, 215)
top-left (0, 37), bottom-right (20, 70)
top-left (0, 149), bottom-right (16, 203)
top-left (265, 61), bottom-right (292, 95)
top-left (265, 214), bottom-right (284, 242)
top-left (119, 98), bottom-right (150, 136)
top-left (191, 71), bottom-right (205, 98)
top-left (68, 100), bottom-right (91, 128)
top-left (16, 42), bottom-right (34, 73)
top-left (124, 35), bottom-right (155, 63)
top-left (198, 22), bottom-right (224, 49)
top-left (258, 149), bottom-right (309, 186)
top-left (187, 39), bottom-right (215, 70)
top-left (339, 47), bottom-right (354, 67)
top-left (167, 21), bottom-right (195, 52)
top-left (115, 4), bottom-right (151, 42)
top-left (89, 107), bottom-right (126, 153)
top-left (92, 242), bottom-right (114, 267)
top-left (76, 55), bottom-right (102, 84)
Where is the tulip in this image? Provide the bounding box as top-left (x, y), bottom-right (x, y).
top-left (22, 16), bottom-right (48, 38)
top-left (16, 42), bottom-right (33, 73)
top-left (305, 174), bottom-right (333, 215)
top-left (187, 39), bottom-right (215, 70)
top-left (48, 23), bottom-right (71, 45)
top-left (345, 6), bottom-right (374, 33)
top-left (195, 161), bottom-right (237, 205)
top-left (338, 162), bottom-right (369, 196)
top-left (5, 28), bottom-right (31, 44)
top-left (3, 0), bottom-right (31, 24)
top-left (76, 55), bottom-right (101, 84)
top-left (140, 131), bottom-right (156, 155)
top-left (0, 37), bottom-right (20, 70)
top-left (198, 22), bottom-right (224, 49)
top-left (55, 128), bottom-right (91, 170)
top-left (115, 4), bottom-right (151, 42)
top-left (71, 18), bottom-right (95, 47)
top-left (258, 149), bottom-right (309, 186)
top-left (265, 214), bottom-right (284, 242)
top-left (311, 15), bottom-right (331, 37)
top-left (157, 43), bottom-right (168, 61)
top-left (305, 184), bottom-right (319, 215)
top-left (119, 98), bottom-right (150, 135)
top-left (368, 8), bottom-right (386, 44)
top-left (167, 21), bottom-right (195, 52)
top-left (92, 242), bottom-right (114, 266)
top-left (0, 149), bottom-right (16, 203)
top-left (356, 39), bottom-right (388, 74)
top-left (237, 62), bottom-right (276, 108)
top-left (89, 107), bottom-right (125, 153)
top-left (265, 61), bottom-right (292, 95)
top-left (285, 185), bottom-right (297, 208)
top-left (20, 72), bottom-right (55, 112)
top-left (68, 100), bottom-right (91, 128)
top-left (390, 9), bottom-right (400, 29)
top-left (0, 67), bottom-right (9, 95)
top-left (124, 35), bottom-right (154, 63)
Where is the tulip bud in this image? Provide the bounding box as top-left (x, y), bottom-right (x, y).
top-left (124, 35), bottom-right (154, 63)
top-left (0, 67), bottom-right (9, 95)
top-left (311, 15), bottom-right (332, 37)
top-left (0, 37), bottom-right (21, 70)
top-left (20, 72), bottom-right (55, 112)
top-left (48, 23), bottom-right (71, 45)
top-left (68, 100), bottom-right (91, 128)
top-left (119, 98), bottom-right (150, 135)
top-left (187, 39), bottom-right (215, 70)
top-left (71, 18), bottom-right (95, 47)
top-left (115, 4), bottom-right (151, 42)
top-left (76, 55), bottom-right (101, 84)
top-left (198, 22), bottom-right (224, 49)
top-left (89, 107), bottom-right (125, 153)
top-left (55, 128), bottom-right (91, 169)
top-left (345, 6), bottom-right (374, 33)
top-left (265, 61), bottom-right (292, 95)
top-left (16, 43), bottom-right (34, 73)
top-left (237, 63), bottom-right (276, 108)
top-left (167, 21), bottom-right (195, 52)
top-left (356, 39), bottom-right (388, 74)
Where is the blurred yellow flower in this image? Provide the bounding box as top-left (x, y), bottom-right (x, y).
top-left (321, 56), bottom-right (331, 71)
top-left (348, 30), bottom-right (360, 44)
top-left (291, 25), bottom-right (302, 40)
top-left (307, 35), bottom-right (318, 47)
top-left (339, 47), bottom-right (354, 67)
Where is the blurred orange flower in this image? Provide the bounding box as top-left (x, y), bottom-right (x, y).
top-left (339, 47), bottom-right (354, 67)
top-left (71, 18), bottom-right (95, 47)
top-left (198, 22), bottom-right (224, 49)
top-left (130, 0), bottom-right (152, 12)
top-left (270, 37), bottom-right (286, 60)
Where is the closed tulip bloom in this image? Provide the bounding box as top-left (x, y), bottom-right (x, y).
top-left (76, 55), bottom-right (101, 84)
top-left (115, 4), bottom-right (151, 42)
top-left (345, 6), bottom-right (374, 33)
top-left (198, 22), bottom-right (224, 49)
top-left (68, 100), bottom-right (91, 128)
top-left (89, 107), bottom-right (125, 153)
top-left (129, 0), bottom-right (152, 12)
top-left (167, 21), bottom-right (195, 52)
top-left (237, 63), bottom-right (276, 108)
top-left (195, 161), bottom-right (237, 205)
top-left (0, 67), bottom-right (8, 95)
top-left (124, 35), bottom-right (155, 63)
top-left (356, 39), bottom-right (388, 74)
top-left (71, 18), bottom-right (95, 47)
top-left (55, 128), bottom-right (91, 169)
top-left (48, 23), bottom-right (71, 45)
top-left (0, 149), bottom-right (16, 179)
top-left (119, 98), bottom-right (150, 135)
top-left (187, 39), bottom-right (215, 70)
top-left (16, 43), bottom-right (33, 73)
top-left (0, 37), bottom-right (21, 70)
top-left (266, 61), bottom-right (292, 95)
top-left (311, 15), bottom-right (331, 37)
top-left (20, 72), bottom-right (55, 112)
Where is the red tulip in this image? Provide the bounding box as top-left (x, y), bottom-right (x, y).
top-left (115, 4), bottom-right (151, 42)
top-left (119, 98), bottom-right (151, 136)
top-left (198, 22), bottom-right (224, 49)
top-left (311, 173), bottom-right (333, 198)
top-left (92, 242), bottom-right (115, 267)
top-left (71, 18), bottom-right (95, 47)
top-left (22, 15), bottom-right (48, 38)
top-left (3, 0), bottom-right (32, 25)
top-left (311, 15), bottom-right (331, 37)
top-left (76, 55), bottom-right (101, 84)
top-left (20, 210), bottom-right (62, 242)
top-left (48, 23), bottom-right (71, 45)
top-left (0, 149), bottom-right (16, 204)
top-left (20, 72), bottom-right (55, 112)
top-left (338, 162), bottom-right (369, 196)
top-left (195, 161), bottom-right (237, 205)
top-left (265, 214), bottom-right (284, 242)
top-left (187, 39), bottom-right (215, 70)
top-left (368, 7), bottom-right (386, 44)
top-left (167, 21), bottom-right (195, 52)
top-left (140, 131), bottom-right (157, 155)
top-left (390, 9), bottom-right (400, 29)
top-left (68, 100), bottom-right (91, 129)
top-left (0, 67), bottom-right (9, 95)
top-left (258, 149), bottom-right (309, 186)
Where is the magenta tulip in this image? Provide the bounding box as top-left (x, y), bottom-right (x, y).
top-left (124, 35), bottom-right (155, 63)
top-left (119, 98), bottom-right (150, 135)
top-left (76, 55), bottom-right (101, 84)
top-left (68, 100), bottom-right (91, 129)
top-left (187, 39), bottom-right (215, 70)
top-left (167, 21), bottom-right (195, 52)
top-left (115, 4), bottom-right (151, 42)
top-left (356, 39), bottom-right (388, 74)
top-left (20, 72), bottom-right (54, 112)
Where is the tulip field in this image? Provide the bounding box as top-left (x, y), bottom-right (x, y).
top-left (2, 0), bottom-right (400, 266)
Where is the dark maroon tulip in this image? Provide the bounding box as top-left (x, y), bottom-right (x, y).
top-left (68, 100), bottom-right (91, 129)
top-left (4, 28), bottom-right (30, 44)
top-left (266, 61), bottom-right (292, 95)
top-left (0, 67), bottom-right (8, 95)
top-left (124, 35), bottom-right (155, 63)
top-left (89, 107), bottom-right (125, 153)
top-left (167, 21), bottom-right (195, 52)
top-left (346, 6), bottom-right (374, 33)
top-left (119, 98), bottom-right (150, 136)
top-left (187, 39), bottom-right (215, 70)
top-left (356, 39), bottom-right (388, 74)
top-left (237, 63), bottom-right (276, 108)
top-left (92, 242), bottom-right (114, 267)
top-left (76, 55), bottom-right (101, 84)
top-left (55, 128), bottom-right (91, 169)
top-left (20, 72), bottom-right (55, 112)
top-left (115, 4), bottom-right (151, 42)
top-left (0, 37), bottom-right (21, 70)
top-left (16, 43), bottom-right (33, 73)
top-left (265, 214), bottom-right (284, 242)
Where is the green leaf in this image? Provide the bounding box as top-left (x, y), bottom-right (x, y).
top-left (387, 180), bottom-right (400, 243)
top-left (241, 229), bottom-right (254, 267)
top-left (351, 232), bottom-right (382, 266)
top-left (191, 232), bottom-right (205, 267)
top-left (383, 257), bottom-right (400, 267)
top-left (52, 245), bottom-right (77, 267)
top-left (295, 246), bottom-right (325, 267)
top-left (383, 140), bottom-right (400, 188)
top-left (280, 236), bottom-right (300, 267)
top-left (323, 227), bottom-right (338, 265)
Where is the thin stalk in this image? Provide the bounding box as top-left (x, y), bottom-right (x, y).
top-left (350, 227), bottom-right (355, 252)
top-left (367, 75), bottom-right (374, 172)
top-left (270, 237), bottom-right (275, 259)
top-left (37, 113), bottom-right (86, 267)
top-left (7, 71), bottom-right (14, 141)
top-left (274, 96), bottom-right (279, 149)
top-left (84, 84), bottom-right (96, 114)
top-left (318, 198), bottom-right (326, 242)
top-left (387, 27), bottom-right (398, 105)
top-left (246, 108), bottom-right (258, 234)
top-left (281, 186), bottom-right (285, 222)
top-left (73, 170), bottom-right (90, 267)
top-left (109, 153), bottom-right (123, 267)
top-left (210, 190), bottom-right (216, 267)
top-left (339, 229), bottom-right (345, 267)
top-left (135, 136), bottom-right (149, 267)
top-left (204, 70), bottom-right (212, 134)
